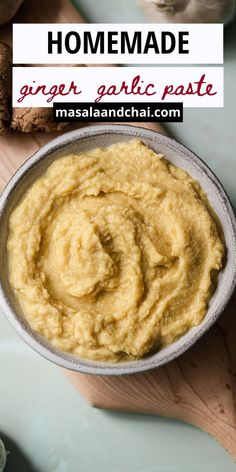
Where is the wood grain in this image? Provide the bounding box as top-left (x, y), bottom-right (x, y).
top-left (0, 0), bottom-right (235, 461)
top-left (65, 295), bottom-right (236, 459)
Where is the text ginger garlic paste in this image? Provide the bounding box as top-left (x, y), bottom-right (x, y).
top-left (8, 140), bottom-right (224, 362)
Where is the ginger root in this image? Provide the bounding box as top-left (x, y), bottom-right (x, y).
top-left (0, 43), bottom-right (11, 135)
top-left (11, 108), bottom-right (68, 132)
top-left (0, 0), bottom-right (24, 25)
top-left (0, 41), bottom-right (71, 134)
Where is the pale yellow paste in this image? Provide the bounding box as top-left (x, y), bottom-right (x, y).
top-left (7, 140), bottom-right (224, 361)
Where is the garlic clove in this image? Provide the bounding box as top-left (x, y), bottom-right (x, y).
top-left (139, 0), bottom-right (236, 24)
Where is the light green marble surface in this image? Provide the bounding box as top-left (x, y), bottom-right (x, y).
top-left (1, 1), bottom-right (236, 471)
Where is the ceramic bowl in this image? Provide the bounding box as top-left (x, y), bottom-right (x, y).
top-left (0, 124), bottom-right (236, 375)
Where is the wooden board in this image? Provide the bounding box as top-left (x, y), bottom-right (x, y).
top-left (0, 0), bottom-right (235, 461)
top-left (65, 294), bottom-right (236, 459)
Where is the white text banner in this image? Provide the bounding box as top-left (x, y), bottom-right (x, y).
top-left (13, 24), bottom-right (223, 65)
top-left (13, 67), bottom-right (224, 108)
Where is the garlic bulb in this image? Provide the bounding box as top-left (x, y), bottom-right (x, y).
top-left (0, 0), bottom-right (24, 25)
top-left (0, 439), bottom-right (6, 472)
top-left (139, 0), bottom-right (235, 24)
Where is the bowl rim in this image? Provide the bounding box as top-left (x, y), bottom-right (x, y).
top-left (0, 124), bottom-right (236, 376)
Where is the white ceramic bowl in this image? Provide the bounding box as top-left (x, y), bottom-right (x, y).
top-left (0, 125), bottom-right (236, 375)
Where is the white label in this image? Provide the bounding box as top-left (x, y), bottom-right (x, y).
top-left (13, 24), bottom-right (223, 65)
top-left (12, 66), bottom-right (224, 108)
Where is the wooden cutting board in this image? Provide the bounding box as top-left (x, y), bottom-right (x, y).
top-left (0, 0), bottom-right (235, 461)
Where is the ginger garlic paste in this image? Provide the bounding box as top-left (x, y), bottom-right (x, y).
top-left (7, 140), bottom-right (224, 362)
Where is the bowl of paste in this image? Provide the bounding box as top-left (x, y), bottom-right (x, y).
top-left (0, 125), bottom-right (235, 375)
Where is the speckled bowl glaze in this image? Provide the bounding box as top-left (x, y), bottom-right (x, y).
top-left (0, 125), bottom-right (236, 376)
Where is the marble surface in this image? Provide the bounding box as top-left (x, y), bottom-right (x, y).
top-left (0, 1), bottom-right (236, 470)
